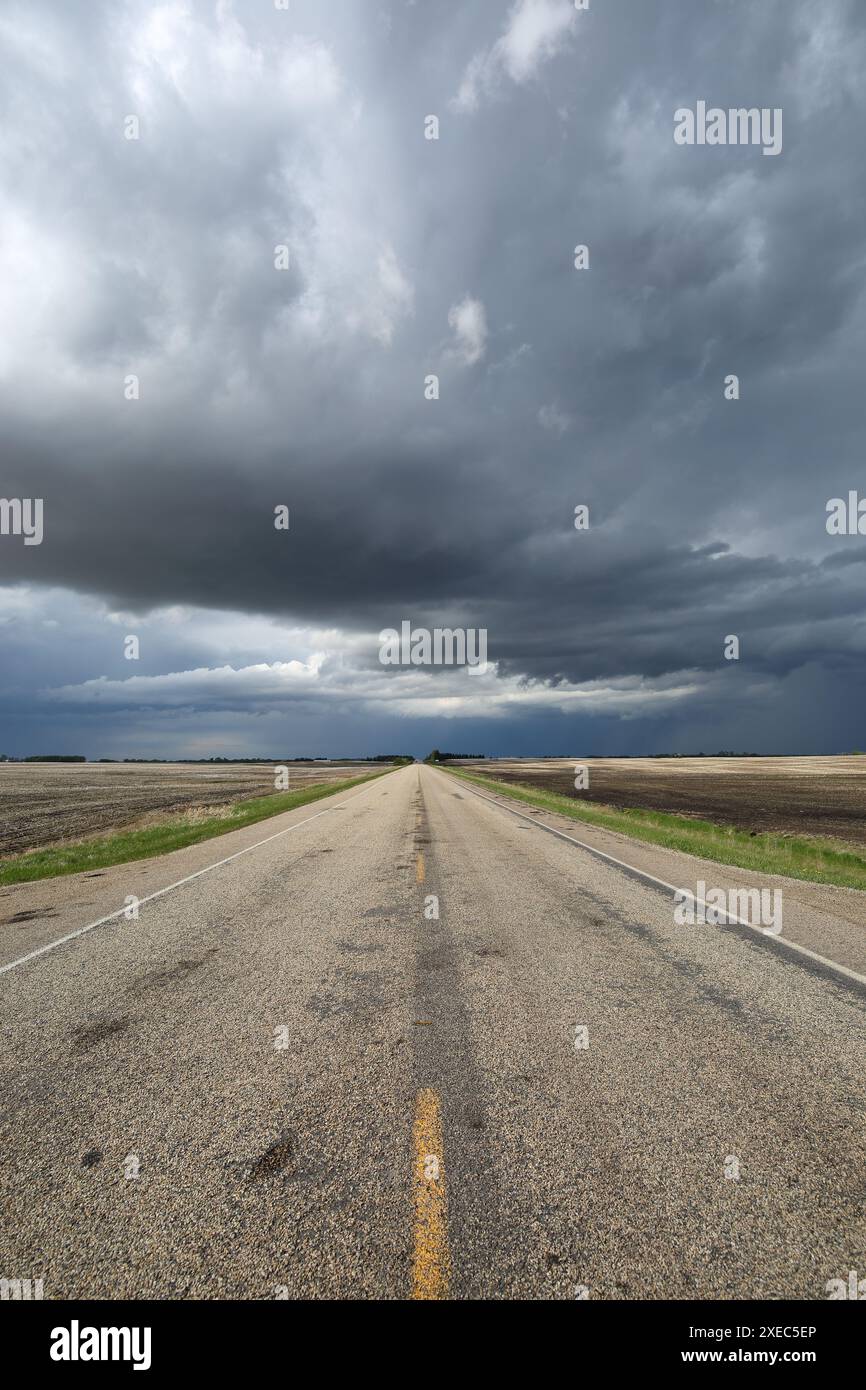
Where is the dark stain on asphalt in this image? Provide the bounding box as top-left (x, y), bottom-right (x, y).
top-left (246, 1131), bottom-right (296, 1183)
top-left (73, 1017), bottom-right (131, 1051)
top-left (621, 919), bottom-right (653, 940)
top-left (4, 908), bottom-right (59, 924)
top-left (671, 957), bottom-right (704, 980)
top-left (573, 884), bottom-right (789, 1033)
top-left (697, 982), bottom-right (745, 1016)
top-left (81, 1148), bottom-right (103, 1168)
top-left (133, 951), bottom-right (217, 993)
top-left (417, 947), bottom-right (448, 973)
top-left (307, 966), bottom-right (389, 1019)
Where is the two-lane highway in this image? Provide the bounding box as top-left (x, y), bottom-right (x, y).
top-left (1, 763), bottom-right (864, 1298)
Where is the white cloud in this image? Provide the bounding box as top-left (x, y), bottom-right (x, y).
top-left (45, 645), bottom-right (706, 723)
top-left (538, 402), bottom-right (573, 436)
top-left (453, 0), bottom-right (577, 113)
top-left (447, 296), bottom-right (488, 365)
top-left (0, 0), bottom-right (414, 399)
top-left (124, 3), bottom-right (341, 115)
top-left (782, 3), bottom-right (866, 117)
top-left (2, 586), bottom-right (792, 740)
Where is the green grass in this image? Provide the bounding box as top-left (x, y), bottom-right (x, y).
top-left (0, 768), bottom-right (393, 886)
top-left (439, 766), bottom-right (866, 891)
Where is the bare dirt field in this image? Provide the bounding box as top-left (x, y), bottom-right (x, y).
top-left (0, 762), bottom-right (389, 857)
top-left (454, 756), bottom-right (866, 848)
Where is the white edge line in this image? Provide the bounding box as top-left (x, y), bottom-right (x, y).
top-left (0, 773), bottom-right (394, 977)
top-left (435, 769), bottom-right (866, 991)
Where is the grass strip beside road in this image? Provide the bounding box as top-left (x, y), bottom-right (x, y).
top-left (0, 769), bottom-right (392, 886)
top-left (440, 766), bottom-right (866, 892)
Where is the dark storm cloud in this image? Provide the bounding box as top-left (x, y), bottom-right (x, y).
top-left (1, 0), bottom-right (865, 753)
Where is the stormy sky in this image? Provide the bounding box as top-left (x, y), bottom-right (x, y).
top-left (1, 0), bottom-right (865, 759)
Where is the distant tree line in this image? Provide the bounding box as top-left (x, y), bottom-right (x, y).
top-left (22, 754), bottom-right (86, 762)
top-left (533, 751), bottom-right (767, 759)
top-left (424, 751), bottom-right (486, 763)
top-left (1, 754), bottom-right (413, 765)
top-left (106, 756), bottom-right (334, 764)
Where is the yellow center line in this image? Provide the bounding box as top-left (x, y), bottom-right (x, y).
top-left (411, 1087), bottom-right (449, 1300)
top-left (416, 850), bottom-right (425, 883)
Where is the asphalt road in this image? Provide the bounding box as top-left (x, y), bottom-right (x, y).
top-left (1, 763), bottom-right (864, 1300)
